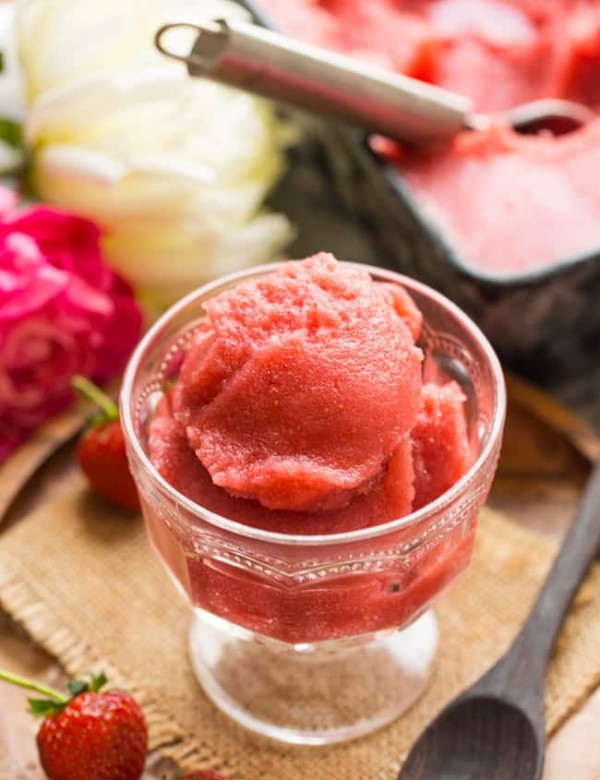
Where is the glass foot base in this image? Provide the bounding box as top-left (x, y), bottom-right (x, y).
top-left (189, 609), bottom-right (438, 745)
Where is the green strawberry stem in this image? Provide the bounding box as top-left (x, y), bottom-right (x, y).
top-left (0, 668), bottom-right (68, 704)
top-left (72, 375), bottom-right (119, 420)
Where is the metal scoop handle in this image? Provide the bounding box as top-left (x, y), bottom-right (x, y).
top-left (155, 19), bottom-right (483, 143)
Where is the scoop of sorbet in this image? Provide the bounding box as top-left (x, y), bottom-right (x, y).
top-left (171, 254), bottom-right (423, 512)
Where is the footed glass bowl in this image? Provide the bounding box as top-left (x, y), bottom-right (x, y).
top-left (121, 262), bottom-right (506, 745)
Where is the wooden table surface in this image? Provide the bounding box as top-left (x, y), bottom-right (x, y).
top-left (1, 375), bottom-right (599, 779)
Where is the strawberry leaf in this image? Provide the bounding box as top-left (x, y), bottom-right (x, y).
top-left (28, 698), bottom-right (67, 717)
top-left (89, 672), bottom-right (108, 692)
top-left (67, 679), bottom-right (89, 697)
top-left (66, 671), bottom-right (108, 697)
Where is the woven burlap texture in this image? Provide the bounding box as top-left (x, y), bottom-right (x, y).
top-left (0, 475), bottom-right (599, 780)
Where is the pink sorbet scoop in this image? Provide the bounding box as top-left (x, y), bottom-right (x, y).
top-left (171, 253), bottom-right (424, 512)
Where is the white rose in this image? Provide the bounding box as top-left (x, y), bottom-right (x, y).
top-left (15, 0), bottom-right (295, 307)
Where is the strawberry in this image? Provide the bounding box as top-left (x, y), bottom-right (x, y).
top-left (0, 669), bottom-right (148, 780)
top-left (73, 375), bottom-right (140, 510)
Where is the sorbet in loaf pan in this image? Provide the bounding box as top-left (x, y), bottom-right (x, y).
top-left (255, 0), bottom-right (600, 276)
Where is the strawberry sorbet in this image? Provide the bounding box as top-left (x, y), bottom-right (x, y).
top-left (399, 121), bottom-right (600, 274)
top-left (142, 255), bottom-right (478, 642)
top-left (149, 254), bottom-right (470, 533)
top-left (258, 0), bottom-right (600, 275)
top-left (170, 253), bottom-right (423, 513)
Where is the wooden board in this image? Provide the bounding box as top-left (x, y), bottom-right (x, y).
top-left (0, 374), bottom-right (599, 779)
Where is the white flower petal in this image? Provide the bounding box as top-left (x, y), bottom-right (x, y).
top-left (17, 0), bottom-right (297, 303)
top-left (126, 154), bottom-right (215, 184)
top-left (16, 0), bottom-right (252, 101)
top-left (37, 144), bottom-right (127, 184)
top-left (25, 69), bottom-right (184, 142)
top-left (103, 212), bottom-right (294, 293)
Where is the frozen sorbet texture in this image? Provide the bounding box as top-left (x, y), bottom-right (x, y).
top-left (150, 255), bottom-right (470, 532)
top-left (144, 256), bottom-right (480, 642)
top-left (258, 0), bottom-right (600, 275)
top-left (172, 254), bottom-right (423, 513)
top-left (258, 0), bottom-right (600, 113)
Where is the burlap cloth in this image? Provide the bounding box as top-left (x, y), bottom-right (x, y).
top-left (1, 474), bottom-right (599, 779)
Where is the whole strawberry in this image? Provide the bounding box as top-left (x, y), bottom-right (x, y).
top-left (0, 669), bottom-right (147, 780)
top-left (73, 375), bottom-right (140, 510)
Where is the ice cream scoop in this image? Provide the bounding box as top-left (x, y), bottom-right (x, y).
top-left (169, 253), bottom-right (424, 513)
top-left (154, 19), bottom-right (595, 143)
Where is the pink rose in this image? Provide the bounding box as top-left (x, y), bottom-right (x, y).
top-left (0, 200), bottom-right (143, 462)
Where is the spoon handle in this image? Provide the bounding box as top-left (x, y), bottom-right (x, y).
top-left (482, 460), bottom-right (600, 700)
top-left (154, 19), bottom-right (476, 142)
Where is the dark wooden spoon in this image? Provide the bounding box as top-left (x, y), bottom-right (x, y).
top-left (398, 460), bottom-right (600, 780)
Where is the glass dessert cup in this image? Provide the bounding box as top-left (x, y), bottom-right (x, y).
top-left (121, 263), bottom-right (506, 745)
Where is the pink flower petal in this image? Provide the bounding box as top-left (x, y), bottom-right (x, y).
top-left (0, 202), bottom-right (143, 445)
